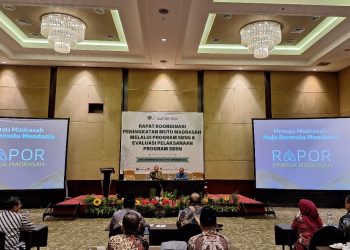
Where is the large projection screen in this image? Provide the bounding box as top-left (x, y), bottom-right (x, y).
top-left (0, 118), bottom-right (69, 190)
top-left (253, 118), bottom-right (350, 191)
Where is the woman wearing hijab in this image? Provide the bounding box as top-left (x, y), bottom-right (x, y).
top-left (291, 199), bottom-right (323, 250)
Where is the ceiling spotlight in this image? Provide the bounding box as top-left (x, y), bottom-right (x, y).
top-left (82, 64), bottom-right (86, 66)
top-left (161, 38), bottom-right (167, 42)
top-left (309, 16), bottom-right (320, 22)
top-left (41, 13), bottom-right (86, 53)
top-left (2, 4), bottom-right (16, 11)
top-left (161, 66), bottom-right (166, 69)
top-left (212, 37), bottom-right (220, 42)
top-left (240, 21), bottom-right (282, 59)
top-left (2, 62), bottom-right (6, 64)
top-left (159, 8), bottom-right (169, 14)
top-left (238, 67), bottom-right (243, 70)
top-left (313, 68), bottom-right (317, 71)
top-left (160, 60), bottom-right (167, 63)
top-left (94, 8), bottom-right (105, 15)
top-left (105, 34), bottom-right (115, 40)
top-left (220, 13), bottom-right (232, 20)
top-left (30, 32), bottom-right (40, 37)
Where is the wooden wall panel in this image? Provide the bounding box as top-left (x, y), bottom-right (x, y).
top-left (271, 72), bottom-right (339, 118)
top-left (339, 66), bottom-right (350, 116)
top-left (0, 66), bottom-right (50, 117)
top-left (128, 69), bottom-right (198, 112)
top-left (204, 71), bottom-right (265, 180)
top-left (55, 67), bottom-right (122, 180)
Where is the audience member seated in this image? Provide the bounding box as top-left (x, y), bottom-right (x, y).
top-left (339, 195), bottom-right (350, 241)
top-left (0, 196), bottom-right (35, 250)
top-left (177, 192), bottom-right (202, 228)
top-left (291, 199), bottom-right (323, 250)
top-left (188, 206), bottom-right (230, 250)
top-left (175, 168), bottom-right (188, 181)
top-left (108, 212), bottom-right (149, 250)
top-left (108, 193), bottom-right (147, 236)
top-left (149, 165), bottom-right (163, 180)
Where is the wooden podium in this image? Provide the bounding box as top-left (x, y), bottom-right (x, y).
top-left (100, 168), bottom-right (115, 198)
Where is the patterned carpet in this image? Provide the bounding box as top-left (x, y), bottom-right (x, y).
top-left (25, 206), bottom-right (346, 250)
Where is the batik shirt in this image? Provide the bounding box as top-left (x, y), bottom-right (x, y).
top-left (188, 230), bottom-right (230, 250)
top-left (108, 234), bottom-right (148, 250)
top-left (339, 212), bottom-right (350, 241)
top-left (0, 210), bottom-right (35, 250)
top-left (176, 206), bottom-right (202, 228)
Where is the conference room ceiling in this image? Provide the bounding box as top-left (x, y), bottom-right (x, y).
top-left (0, 0), bottom-right (350, 72)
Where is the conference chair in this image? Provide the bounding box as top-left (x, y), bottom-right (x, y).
top-left (108, 226), bottom-right (123, 238)
top-left (123, 170), bottom-right (136, 180)
top-left (177, 223), bottom-right (202, 242)
top-left (191, 172), bottom-right (203, 180)
top-left (0, 231), bottom-right (5, 250)
top-left (308, 226), bottom-right (345, 250)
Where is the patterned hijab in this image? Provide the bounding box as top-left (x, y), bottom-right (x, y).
top-left (298, 199), bottom-right (323, 231)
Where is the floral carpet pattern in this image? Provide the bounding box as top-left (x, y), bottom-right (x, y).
top-left (26, 207), bottom-right (346, 250)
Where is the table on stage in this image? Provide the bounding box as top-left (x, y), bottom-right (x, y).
top-left (20, 224), bottom-right (48, 250)
top-left (115, 180), bottom-right (205, 197)
top-left (274, 224), bottom-right (297, 250)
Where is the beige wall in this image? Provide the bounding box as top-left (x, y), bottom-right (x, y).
top-left (339, 66), bottom-right (350, 116)
top-left (55, 67), bottom-right (122, 180)
top-left (271, 72), bottom-right (339, 118)
top-left (128, 69), bottom-right (198, 112)
top-left (0, 66), bottom-right (50, 117)
top-left (204, 71), bottom-right (266, 180)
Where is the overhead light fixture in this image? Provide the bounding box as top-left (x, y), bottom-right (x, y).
top-left (40, 13), bottom-right (86, 53)
top-left (240, 21), bottom-right (281, 59)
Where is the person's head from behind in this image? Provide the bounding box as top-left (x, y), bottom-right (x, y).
top-left (298, 199), bottom-right (319, 218)
top-left (189, 192), bottom-right (201, 206)
top-left (200, 206), bottom-right (217, 229)
top-left (345, 195), bottom-right (350, 211)
top-left (154, 165), bottom-right (160, 172)
top-left (4, 196), bottom-right (21, 212)
top-left (179, 168), bottom-right (184, 174)
top-left (122, 212), bottom-right (140, 235)
top-left (123, 193), bottom-right (136, 209)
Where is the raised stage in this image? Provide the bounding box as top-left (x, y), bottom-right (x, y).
top-left (43, 194), bottom-right (274, 220)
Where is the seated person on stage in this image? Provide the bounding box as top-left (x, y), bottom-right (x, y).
top-left (291, 199), bottom-right (323, 250)
top-left (188, 206), bottom-right (230, 250)
top-left (109, 193), bottom-right (147, 233)
top-left (149, 165), bottom-right (163, 180)
top-left (108, 211), bottom-right (149, 250)
top-left (177, 192), bottom-right (202, 228)
top-left (339, 195), bottom-right (350, 241)
top-left (175, 167), bottom-right (188, 181)
top-left (0, 196), bottom-right (35, 250)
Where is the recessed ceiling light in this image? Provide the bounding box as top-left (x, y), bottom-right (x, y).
top-left (31, 32), bottom-right (40, 37)
top-left (105, 34), bottom-right (115, 39)
top-left (313, 68), bottom-right (317, 71)
top-left (160, 60), bottom-right (167, 63)
top-left (161, 66), bottom-right (166, 69)
top-left (290, 27), bottom-right (305, 34)
top-left (344, 49), bottom-right (350, 52)
top-left (94, 8), bottom-right (105, 15)
top-left (309, 16), bottom-right (320, 22)
top-left (212, 37), bottom-right (220, 42)
top-left (238, 67), bottom-right (243, 70)
top-left (286, 39), bottom-right (296, 45)
top-left (2, 5), bottom-right (16, 11)
top-left (16, 18), bottom-right (32, 26)
top-left (220, 13), bottom-right (232, 20)
top-left (159, 8), bottom-right (169, 14)
top-left (2, 62), bottom-right (6, 64)
top-left (82, 64), bottom-right (86, 66)
top-left (161, 38), bottom-right (167, 42)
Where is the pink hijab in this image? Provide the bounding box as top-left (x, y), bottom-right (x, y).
top-left (298, 199), bottom-right (323, 232)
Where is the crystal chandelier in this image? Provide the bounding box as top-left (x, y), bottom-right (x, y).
top-left (41, 13), bottom-right (86, 53)
top-left (240, 21), bottom-right (281, 59)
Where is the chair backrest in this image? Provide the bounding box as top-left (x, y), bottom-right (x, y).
top-left (124, 170), bottom-right (135, 180)
top-left (109, 226), bottom-right (123, 238)
top-left (177, 223), bottom-right (202, 242)
top-left (0, 231), bottom-right (5, 250)
top-left (161, 241), bottom-right (187, 250)
top-left (309, 226), bottom-right (345, 250)
top-left (191, 172), bottom-right (203, 180)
